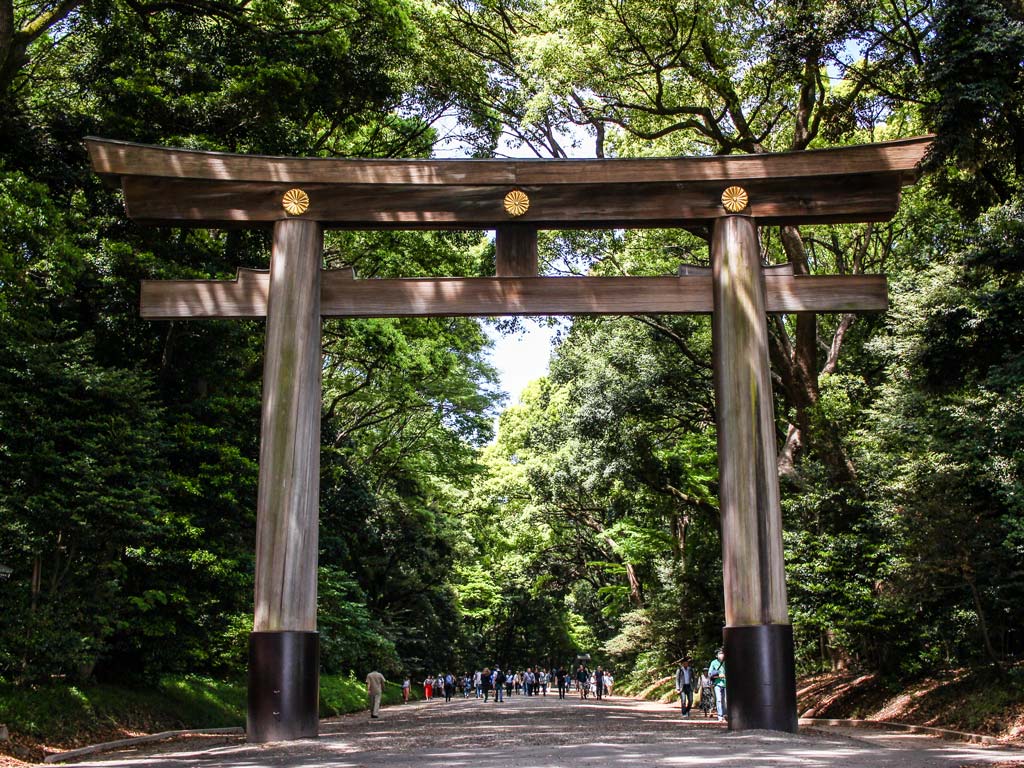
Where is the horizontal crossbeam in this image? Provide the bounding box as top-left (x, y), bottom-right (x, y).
top-left (117, 175), bottom-right (902, 228)
top-left (139, 270), bottom-right (887, 319)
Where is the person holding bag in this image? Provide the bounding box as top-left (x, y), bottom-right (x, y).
top-left (708, 649), bottom-right (727, 722)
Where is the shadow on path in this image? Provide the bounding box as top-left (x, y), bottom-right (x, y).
top-left (61, 693), bottom-right (1024, 768)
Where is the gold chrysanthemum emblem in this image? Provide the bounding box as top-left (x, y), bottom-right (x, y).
top-left (282, 188), bottom-right (310, 216)
top-left (721, 186), bottom-right (749, 213)
top-left (503, 189), bottom-right (530, 217)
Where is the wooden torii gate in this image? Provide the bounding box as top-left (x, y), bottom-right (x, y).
top-left (88, 135), bottom-right (930, 741)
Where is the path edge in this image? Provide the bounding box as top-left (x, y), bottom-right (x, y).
top-left (42, 727), bottom-right (244, 764)
top-left (800, 717), bottom-right (1013, 747)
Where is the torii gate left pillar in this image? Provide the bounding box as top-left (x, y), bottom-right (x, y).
top-left (248, 219), bottom-right (323, 742)
top-left (712, 214), bottom-right (796, 731)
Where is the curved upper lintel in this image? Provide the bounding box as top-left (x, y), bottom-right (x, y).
top-left (86, 136), bottom-right (931, 187)
top-left (85, 136), bottom-right (932, 228)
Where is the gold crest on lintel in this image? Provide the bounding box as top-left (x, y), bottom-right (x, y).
top-left (503, 189), bottom-right (530, 217)
top-left (282, 188), bottom-right (310, 216)
top-left (721, 186), bottom-right (749, 213)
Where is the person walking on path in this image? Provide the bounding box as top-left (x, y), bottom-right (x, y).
top-left (576, 664), bottom-right (590, 700)
top-left (708, 649), bottom-right (727, 722)
top-left (698, 670), bottom-right (714, 718)
top-left (494, 667), bottom-right (506, 702)
top-left (366, 670), bottom-right (386, 719)
top-left (444, 672), bottom-right (454, 702)
top-left (482, 667), bottom-right (493, 702)
top-left (675, 658), bottom-right (694, 718)
top-left (556, 667), bottom-right (567, 699)
top-left (474, 669), bottom-right (482, 698)
top-left (402, 676), bottom-right (411, 704)
top-left (594, 666), bottom-right (605, 700)
top-left (423, 675), bottom-right (433, 701)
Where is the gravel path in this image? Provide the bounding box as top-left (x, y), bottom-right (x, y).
top-left (60, 693), bottom-right (1024, 768)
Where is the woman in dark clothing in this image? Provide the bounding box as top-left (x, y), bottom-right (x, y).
top-left (556, 668), bottom-right (568, 699)
top-left (481, 667), bottom-right (493, 702)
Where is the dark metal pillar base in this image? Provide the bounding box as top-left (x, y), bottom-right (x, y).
top-left (723, 624), bottom-right (798, 733)
top-left (247, 631), bottom-right (319, 742)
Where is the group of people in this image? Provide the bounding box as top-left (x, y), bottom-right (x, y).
top-left (369, 652), bottom-right (727, 724)
top-left (674, 649), bottom-right (728, 722)
top-left (412, 664), bottom-right (615, 703)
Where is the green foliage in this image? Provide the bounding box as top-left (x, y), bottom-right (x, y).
top-left (0, 0), bottom-right (498, 688)
top-left (319, 674), bottom-right (408, 717)
top-left (0, 673), bottom-right (407, 742)
top-left (924, 0), bottom-right (1024, 215)
top-left (1, 0), bottom-right (1023, 723)
top-left (318, 570), bottom-right (401, 677)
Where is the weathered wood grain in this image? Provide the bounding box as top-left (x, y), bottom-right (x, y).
top-left (118, 174), bottom-right (902, 228)
top-left (139, 272), bottom-right (888, 318)
top-left (495, 225), bottom-right (539, 276)
top-left (711, 215), bottom-right (789, 627)
top-left (252, 220), bottom-right (322, 633)
top-left (87, 136), bottom-right (931, 186)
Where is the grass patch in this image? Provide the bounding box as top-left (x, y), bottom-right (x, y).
top-left (0, 672), bottom-right (411, 754)
top-left (320, 673), bottom-right (406, 716)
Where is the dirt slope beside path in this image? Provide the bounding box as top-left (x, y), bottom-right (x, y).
top-left (47, 693), bottom-right (1024, 768)
top-left (798, 666), bottom-right (1024, 745)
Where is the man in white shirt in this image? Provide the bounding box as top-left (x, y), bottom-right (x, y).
top-left (366, 670), bottom-right (386, 719)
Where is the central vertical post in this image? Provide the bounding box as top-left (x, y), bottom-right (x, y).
top-left (248, 218), bottom-right (323, 742)
top-left (711, 214), bottom-right (798, 733)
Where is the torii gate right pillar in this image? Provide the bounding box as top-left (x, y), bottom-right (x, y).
top-left (711, 214), bottom-right (798, 732)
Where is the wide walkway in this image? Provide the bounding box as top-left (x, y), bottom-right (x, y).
top-left (62, 692), bottom-right (1023, 768)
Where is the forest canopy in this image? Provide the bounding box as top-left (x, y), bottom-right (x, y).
top-left (0, 0), bottom-right (1022, 687)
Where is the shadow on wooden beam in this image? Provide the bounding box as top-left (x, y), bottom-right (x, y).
top-left (140, 270), bottom-right (887, 319)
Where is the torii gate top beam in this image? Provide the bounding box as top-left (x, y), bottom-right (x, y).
top-left (86, 136), bottom-right (931, 229)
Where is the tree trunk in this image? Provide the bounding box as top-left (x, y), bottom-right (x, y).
top-left (965, 573), bottom-right (1001, 668)
top-left (770, 225), bottom-right (857, 483)
top-left (30, 554), bottom-right (40, 613)
top-left (625, 562), bottom-right (643, 607)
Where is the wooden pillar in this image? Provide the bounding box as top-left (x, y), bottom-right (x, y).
top-left (495, 225), bottom-right (539, 276)
top-left (248, 218), bottom-right (323, 743)
top-left (711, 214), bottom-right (797, 733)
